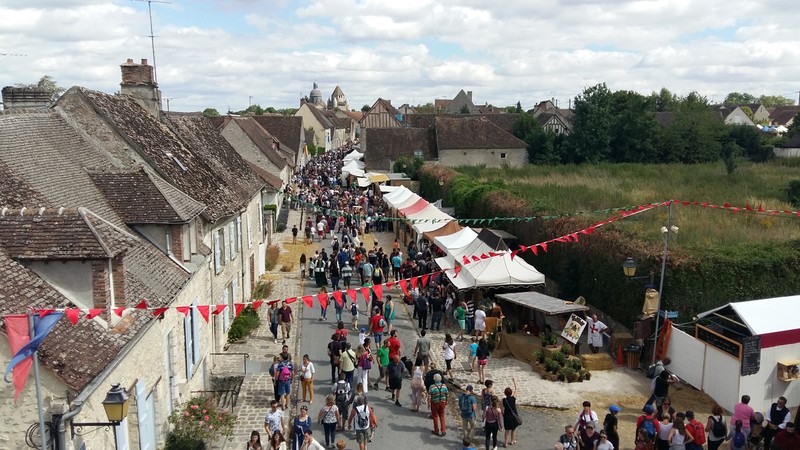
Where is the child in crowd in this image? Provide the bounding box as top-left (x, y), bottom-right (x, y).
top-left (469, 337), bottom-right (479, 372)
top-left (351, 301), bottom-right (359, 331)
top-left (358, 328), bottom-right (367, 346)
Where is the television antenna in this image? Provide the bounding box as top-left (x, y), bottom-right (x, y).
top-left (131, 0), bottom-right (171, 84)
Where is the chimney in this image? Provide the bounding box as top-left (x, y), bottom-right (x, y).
top-left (2, 86), bottom-right (52, 110)
top-left (120, 57), bottom-right (162, 117)
top-left (467, 91), bottom-right (473, 101)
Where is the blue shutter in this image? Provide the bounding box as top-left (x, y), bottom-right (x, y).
top-left (136, 379), bottom-right (156, 450)
top-left (222, 289), bottom-right (230, 332)
top-left (229, 222), bottom-right (235, 260)
top-left (213, 231), bottom-right (221, 274)
top-left (184, 313), bottom-right (193, 380)
top-left (191, 303), bottom-right (200, 365)
top-left (236, 216), bottom-right (243, 253)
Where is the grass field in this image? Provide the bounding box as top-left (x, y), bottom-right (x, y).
top-left (455, 161), bottom-right (800, 249)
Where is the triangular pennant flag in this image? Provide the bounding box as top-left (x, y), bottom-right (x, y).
top-left (510, 250), bottom-right (518, 260)
top-left (480, 253), bottom-right (489, 259)
top-left (253, 300), bottom-right (264, 309)
top-left (134, 300), bottom-right (148, 309)
top-left (285, 297), bottom-right (297, 304)
top-left (385, 281), bottom-right (395, 289)
top-left (462, 256), bottom-right (470, 265)
top-left (65, 309), bottom-right (80, 325)
top-left (360, 287), bottom-right (371, 303)
top-left (212, 304), bottom-right (227, 315)
top-left (398, 279), bottom-right (409, 295)
top-left (420, 273), bottom-right (430, 287)
top-left (317, 292), bottom-right (329, 309)
top-left (113, 307), bottom-right (125, 317)
top-left (372, 284), bottom-right (383, 299)
top-left (519, 245), bottom-right (528, 252)
top-left (176, 306), bottom-right (191, 317)
top-left (86, 309), bottom-right (104, 320)
top-left (531, 245), bottom-right (539, 256)
top-left (346, 289), bottom-right (357, 301)
top-left (266, 299), bottom-right (280, 306)
top-left (410, 277), bottom-right (418, 289)
top-left (471, 255), bottom-right (480, 262)
top-left (197, 305), bottom-right (211, 323)
top-left (37, 309), bottom-right (55, 318)
top-left (453, 266), bottom-right (462, 277)
top-left (153, 307), bottom-right (169, 317)
top-left (489, 251), bottom-right (501, 257)
top-left (571, 233), bottom-right (579, 242)
top-left (541, 243), bottom-right (548, 252)
top-left (332, 290), bottom-right (344, 308)
top-left (302, 296), bottom-right (314, 308)
top-left (234, 303), bottom-right (245, 317)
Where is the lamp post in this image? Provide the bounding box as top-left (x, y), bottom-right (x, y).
top-left (70, 383), bottom-right (130, 448)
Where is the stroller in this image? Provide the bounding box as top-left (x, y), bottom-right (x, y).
top-left (749, 411), bottom-right (765, 449)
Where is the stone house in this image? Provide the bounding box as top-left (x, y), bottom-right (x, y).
top-left (295, 101), bottom-right (347, 152)
top-left (531, 100), bottom-right (573, 135)
top-left (739, 103), bottom-right (770, 124)
top-left (435, 115), bottom-right (527, 168)
top-left (769, 106), bottom-right (800, 127)
top-left (712, 105), bottom-right (755, 126)
top-left (0, 58), bottom-right (266, 450)
top-left (252, 115), bottom-right (307, 168)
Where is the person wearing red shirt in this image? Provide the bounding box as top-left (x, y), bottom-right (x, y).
top-left (387, 329), bottom-right (401, 361)
top-left (368, 312), bottom-right (386, 344)
top-left (773, 422), bottom-right (800, 450)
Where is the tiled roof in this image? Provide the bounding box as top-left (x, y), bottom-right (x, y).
top-left (340, 110), bottom-right (364, 121)
top-left (445, 90), bottom-right (478, 114)
top-left (434, 99), bottom-right (452, 112)
top-left (322, 110), bottom-right (348, 129)
top-left (0, 207), bottom-right (134, 260)
top-left (769, 106), bottom-right (800, 126)
top-left (483, 113), bottom-right (521, 133)
top-left (364, 128), bottom-right (436, 171)
top-left (0, 159), bottom-right (48, 208)
top-left (252, 115), bottom-right (303, 153)
top-left (89, 168), bottom-right (206, 223)
top-left (435, 116), bottom-right (527, 150)
top-left (233, 117), bottom-right (289, 170)
top-left (406, 114), bottom-right (436, 129)
top-left (68, 89), bottom-right (256, 222)
top-left (247, 162), bottom-right (283, 189)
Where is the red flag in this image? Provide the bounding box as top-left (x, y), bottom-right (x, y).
top-left (347, 289), bottom-right (357, 301)
top-left (234, 303), bottom-right (245, 317)
top-left (302, 296), bottom-right (314, 308)
top-left (253, 300), bottom-right (264, 309)
top-left (37, 309), bottom-right (55, 318)
top-left (541, 243), bottom-right (548, 252)
top-left (372, 284), bottom-right (383, 299)
top-left (266, 299), bottom-right (280, 306)
top-left (471, 255), bottom-right (480, 262)
top-left (332, 290), bottom-right (344, 308)
top-left (212, 304), bottom-right (227, 315)
top-left (398, 279), bottom-right (409, 295)
top-left (410, 277), bottom-right (418, 289)
top-left (153, 307), bottom-right (169, 317)
top-left (453, 266), bottom-right (462, 277)
top-left (285, 297), bottom-right (297, 304)
top-left (510, 250), bottom-right (518, 260)
top-left (197, 305), bottom-right (211, 323)
top-left (176, 306), bottom-right (191, 317)
top-left (420, 274), bottom-right (430, 287)
top-left (489, 252), bottom-right (501, 257)
top-left (462, 256), bottom-right (470, 265)
top-left (86, 309), bottom-right (104, 320)
top-left (113, 307), bottom-right (125, 317)
top-left (65, 309), bottom-right (80, 325)
top-left (385, 281), bottom-right (395, 289)
top-left (317, 293), bottom-right (329, 309)
top-left (360, 287), bottom-right (371, 303)
top-left (479, 253), bottom-right (489, 259)
top-left (4, 314), bottom-right (31, 402)
top-left (531, 245), bottom-right (539, 256)
top-left (519, 245), bottom-right (528, 252)
top-left (134, 300), bottom-right (148, 309)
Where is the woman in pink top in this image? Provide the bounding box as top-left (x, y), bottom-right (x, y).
top-left (732, 395), bottom-right (756, 437)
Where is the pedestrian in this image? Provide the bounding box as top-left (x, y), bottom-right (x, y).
top-left (299, 254), bottom-right (307, 279)
top-left (430, 292), bottom-right (444, 330)
top-left (580, 423), bottom-right (601, 450)
top-left (301, 430), bottom-right (326, 450)
top-left (333, 374), bottom-right (352, 432)
top-left (731, 395), bottom-right (756, 439)
top-left (367, 308), bottom-right (385, 345)
top-left (684, 411), bottom-right (706, 450)
top-left (387, 354), bottom-right (405, 407)
top-left (596, 431), bottom-right (614, 450)
top-left (269, 430), bottom-right (287, 450)
top-left (586, 313), bottom-right (608, 354)
top-left (604, 405), bottom-right (621, 450)
top-left (502, 378), bottom-right (520, 447)
top-left (428, 373), bottom-right (449, 436)
top-left (560, 425), bottom-right (579, 450)
top-left (264, 399), bottom-right (284, 440)
top-left (459, 385), bottom-right (478, 442)
top-left (657, 397), bottom-right (676, 423)
top-left (763, 396), bottom-right (792, 450)
top-left (248, 430), bottom-right (263, 450)
top-left (318, 394), bottom-right (340, 449)
top-left (315, 256), bottom-right (328, 287)
top-left (469, 337), bottom-right (478, 372)
top-left (328, 333), bottom-right (343, 383)
top-left (342, 261), bottom-right (353, 289)
top-left (644, 370), bottom-right (679, 411)
top-left (300, 354), bottom-right (315, 404)
top-left (725, 420), bottom-right (747, 450)
top-left (276, 354), bottom-right (294, 410)
top-left (268, 302), bottom-right (280, 344)
top-left (356, 343), bottom-right (372, 394)
top-left (347, 396), bottom-right (371, 450)
top-left (340, 342), bottom-right (357, 387)
top-left (291, 405), bottom-right (312, 450)
top-left (636, 405), bottom-right (660, 445)
top-left (374, 340), bottom-right (390, 391)
top-left (483, 395), bottom-right (504, 450)
top-left (465, 299), bottom-right (475, 335)
top-left (386, 329), bottom-right (401, 362)
top-left (414, 329), bottom-right (431, 372)
top-left (576, 400), bottom-right (600, 434)
top-left (350, 300), bottom-right (359, 331)
top-left (269, 355), bottom-right (282, 402)
top-left (279, 301), bottom-right (293, 344)
top-left (442, 333), bottom-right (456, 380)
top-left (318, 287), bottom-right (329, 321)
top-left (475, 338), bottom-right (490, 384)
top-left (330, 259), bottom-right (341, 291)
top-left (656, 412), bottom-right (674, 450)
top-left (474, 307), bottom-right (486, 338)
top-left (382, 295), bottom-right (394, 333)
top-left (292, 225), bottom-right (298, 244)
top-left (772, 422), bottom-right (800, 450)
top-left (410, 357), bottom-right (425, 412)
top-left (305, 224), bottom-right (313, 245)
top-left (415, 291), bottom-right (429, 330)
top-left (668, 414), bottom-right (693, 450)
top-left (706, 404), bottom-right (727, 450)
top-left (636, 426), bottom-right (656, 450)
top-left (455, 301), bottom-right (467, 341)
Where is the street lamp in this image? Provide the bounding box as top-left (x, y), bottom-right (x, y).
top-left (70, 383), bottom-right (130, 447)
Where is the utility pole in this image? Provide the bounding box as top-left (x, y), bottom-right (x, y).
top-left (131, 0), bottom-right (171, 83)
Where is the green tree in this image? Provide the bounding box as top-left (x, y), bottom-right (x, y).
top-left (392, 156), bottom-right (424, 179)
top-left (608, 90), bottom-right (660, 163)
top-left (758, 95), bottom-right (795, 108)
top-left (459, 104), bottom-right (471, 114)
top-left (659, 96), bottom-right (724, 163)
top-left (648, 87), bottom-right (679, 112)
top-left (723, 92), bottom-right (757, 105)
top-left (566, 83), bottom-right (614, 163)
top-left (361, 104), bottom-right (371, 112)
top-left (787, 112), bottom-right (800, 137)
top-left (15, 75), bottom-right (65, 101)
top-left (728, 124), bottom-right (771, 162)
top-left (516, 101), bottom-right (523, 113)
top-left (414, 102), bottom-right (435, 114)
top-left (277, 108), bottom-right (298, 116)
top-left (720, 140), bottom-right (742, 175)
top-left (202, 107), bottom-right (220, 118)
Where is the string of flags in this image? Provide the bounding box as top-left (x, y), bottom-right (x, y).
top-left (287, 193), bottom-right (800, 225)
top-left (14, 200), bottom-right (660, 321)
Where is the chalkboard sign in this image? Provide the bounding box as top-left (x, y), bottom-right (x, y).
top-left (741, 335), bottom-right (761, 376)
top-left (696, 325), bottom-right (741, 359)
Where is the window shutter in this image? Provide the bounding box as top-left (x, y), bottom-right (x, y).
top-left (222, 289), bottom-right (230, 332)
top-left (213, 231), bottom-right (221, 274)
top-left (246, 214), bottom-right (252, 248)
top-left (237, 216), bottom-right (243, 253)
top-left (229, 222), bottom-right (235, 260)
top-left (191, 304), bottom-right (200, 365)
top-left (184, 314), bottom-right (193, 379)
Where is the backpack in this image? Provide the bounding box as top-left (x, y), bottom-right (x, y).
top-left (351, 303), bottom-right (358, 316)
top-left (334, 381), bottom-right (350, 404)
top-left (378, 317), bottom-right (386, 328)
top-left (711, 416), bottom-right (726, 437)
top-left (733, 430), bottom-right (746, 448)
top-left (640, 417), bottom-right (656, 438)
top-left (360, 353), bottom-right (372, 370)
top-left (356, 405), bottom-right (369, 428)
top-left (278, 364), bottom-right (292, 382)
top-left (459, 394), bottom-right (473, 416)
top-left (688, 420), bottom-right (706, 445)
top-left (646, 363), bottom-right (657, 379)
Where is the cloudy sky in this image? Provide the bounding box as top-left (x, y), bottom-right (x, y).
top-left (2, 0), bottom-right (799, 113)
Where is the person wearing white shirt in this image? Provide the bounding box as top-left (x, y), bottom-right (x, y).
top-left (473, 308), bottom-right (487, 338)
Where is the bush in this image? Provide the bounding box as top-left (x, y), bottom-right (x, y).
top-left (252, 280), bottom-right (274, 300)
top-left (545, 358), bottom-right (560, 373)
top-left (560, 343), bottom-right (573, 355)
top-left (532, 349), bottom-right (544, 363)
top-left (787, 180), bottom-right (800, 207)
top-left (552, 351), bottom-right (567, 366)
top-left (265, 245), bottom-right (281, 271)
top-left (227, 306), bottom-right (260, 343)
top-left (570, 358), bottom-right (582, 371)
top-left (263, 204), bottom-right (278, 212)
top-left (164, 433), bottom-right (206, 450)
top-left (168, 396), bottom-right (235, 446)
top-left (559, 366), bottom-right (576, 382)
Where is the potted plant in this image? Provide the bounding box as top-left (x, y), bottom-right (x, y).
top-left (580, 369), bottom-right (592, 381)
top-left (560, 343), bottom-right (574, 355)
top-left (533, 349), bottom-right (544, 364)
top-left (552, 351), bottom-right (567, 367)
top-left (570, 358), bottom-right (582, 372)
top-left (545, 358), bottom-right (560, 374)
top-left (542, 333), bottom-right (558, 348)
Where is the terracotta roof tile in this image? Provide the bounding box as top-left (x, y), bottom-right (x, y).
top-left (233, 117), bottom-right (288, 170)
top-left (247, 162), bottom-right (283, 189)
top-left (364, 128), bottom-right (436, 171)
top-left (252, 115), bottom-right (303, 154)
top-left (435, 116), bottom-right (527, 150)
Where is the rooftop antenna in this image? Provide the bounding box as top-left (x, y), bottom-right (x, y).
top-left (164, 97), bottom-right (175, 112)
top-left (0, 52), bottom-right (27, 57)
top-left (131, 0), bottom-right (171, 84)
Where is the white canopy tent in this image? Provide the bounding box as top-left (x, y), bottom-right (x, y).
top-left (383, 186), bottom-right (415, 207)
top-left (343, 150), bottom-right (364, 162)
top-left (341, 160), bottom-right (365, 179)
top-left (433, 227), bottom-right (479, 256)
top-left (380, 185), bottom-right (400, 194)
top-left (442, 251), bottom-right (546, 290)
top-left (356, 177), bottom-right (371, 187)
